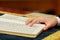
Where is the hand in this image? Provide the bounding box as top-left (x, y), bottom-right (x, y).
top-left (26, 17), bottom-right (58, 31)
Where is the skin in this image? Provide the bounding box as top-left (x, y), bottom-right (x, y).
top-left (26, 17), bottom-right (58, 31)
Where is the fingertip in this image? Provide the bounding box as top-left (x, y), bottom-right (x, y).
top-left (25, 19), bottom-right (32, 25)
top-left (27, 23), bottom-right (33, 27)
top-left (43, 26), bottom-right (49, 31)
top-left (25, 21), bottom-right (28, 25)
top-left (43, 28), bottom-right (47, 31)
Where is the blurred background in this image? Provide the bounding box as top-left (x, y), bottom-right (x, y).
top-left (0, 0), bottom-right (60, 16)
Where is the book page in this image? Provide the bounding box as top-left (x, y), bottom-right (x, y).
top-left (0, 14), bottom-right (45, 35)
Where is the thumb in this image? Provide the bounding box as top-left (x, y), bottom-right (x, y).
top-left (43, 24), bottom-right (51, 31)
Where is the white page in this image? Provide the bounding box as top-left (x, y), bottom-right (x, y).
top-left (0, 14), bottom-right (45, 34)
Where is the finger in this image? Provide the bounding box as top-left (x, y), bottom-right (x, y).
top-left (25, 18), bottom-right (34, 25)
top-left (39, 18), bottom-right (45, 24)
top-left (26, 17), bottom-right (37, 25)
top-left (28, 18), bottom-right (38, 26)
top-left (43, 23), bottom-right (52, 31)
top-left (43, 20), bottom-right (56, 31)
top-left (43, 25), bottom-right (50, 31)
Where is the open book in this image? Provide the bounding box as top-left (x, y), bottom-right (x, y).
top-left (0, 14), bottom-right (45, 38)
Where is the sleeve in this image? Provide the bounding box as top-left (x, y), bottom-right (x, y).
top-left (56, 17), bottom-right (60, 26)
